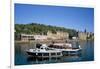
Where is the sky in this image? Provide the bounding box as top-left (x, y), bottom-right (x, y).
top-left (15, 3), bottom-right (94, 33)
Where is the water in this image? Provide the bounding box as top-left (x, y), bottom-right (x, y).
top-left (15, 40), bottom-right (94, 65)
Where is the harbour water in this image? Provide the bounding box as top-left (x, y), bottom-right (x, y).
top-left (15, 40), bottom-right (94, 65)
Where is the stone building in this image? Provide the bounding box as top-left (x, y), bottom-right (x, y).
top-left (78, 32), bottom-right (87, 40)
top-left (47, 31), bottom-right (69, 40)
top-left (78, 31), bottom-right (94, 40)
top-left (19, 31), bottom-right (69, 41)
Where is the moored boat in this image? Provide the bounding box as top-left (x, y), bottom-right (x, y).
top-left (48, 43), bottom-right (82, 56)
top-left (26, 44), bottom-right (63, 58)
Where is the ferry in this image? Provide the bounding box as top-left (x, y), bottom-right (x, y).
top-left (26, 44), bottom-right (63, 58)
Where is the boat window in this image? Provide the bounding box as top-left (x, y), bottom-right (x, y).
top-left (57, 53), bottom-right (60, 55)
top-left (41, 48), bottom-right (43, 49)
top-left (43, 53), bottom-right (49, 56)
top-left (51, 53), bottom-right (56, 55)
top-left (32, 53), bottom-right (36, 56)
top-left (45, 48), bottom-right (49, 50)
top-left (38, 53), bottom-right (42, 56)
top-left (70, 51), bottom-right (76, 53)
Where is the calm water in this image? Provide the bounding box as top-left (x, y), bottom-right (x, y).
top-left (15, 40), bottom-right (94, 65)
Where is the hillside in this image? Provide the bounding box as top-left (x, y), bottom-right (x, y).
top-left (15, 23), bottom-right (78, 37)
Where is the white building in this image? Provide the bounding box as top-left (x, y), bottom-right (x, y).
top-left (34, 35), bottom-right (47, 40)
top-left (20, 34), bottom-right (47, 41)
top-left (20, 34), bottom-right (35, 41)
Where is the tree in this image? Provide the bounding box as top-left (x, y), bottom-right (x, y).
top-left (15, 23), bottom-right (77, 38)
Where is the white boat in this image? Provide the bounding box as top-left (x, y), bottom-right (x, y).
top-left (48, 43), bottom-right (82, 56)
top-left (26, 44), bottom-right (63, 58)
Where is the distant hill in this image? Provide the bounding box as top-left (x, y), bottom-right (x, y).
top-left (15, 23), bottom-right (78, 37)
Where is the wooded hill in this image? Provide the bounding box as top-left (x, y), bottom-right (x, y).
top-left (15, 23), bottom-right (78, 37)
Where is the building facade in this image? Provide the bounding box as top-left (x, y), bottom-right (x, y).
top-left (19, 31), bottom-right (69, 41)
top-left (34, 35), bottom-right (47, 40)
top-left (78, 32), bottom-right (87, 40)
top-left (20, 34), bottom-right (48, 41)
top-left (47, 31), bottom-right (69, 40)
top-left (20, 34), bottom-right (35, 41)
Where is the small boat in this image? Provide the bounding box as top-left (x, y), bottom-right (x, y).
top-left (26, 44), bottom-right (63, 58)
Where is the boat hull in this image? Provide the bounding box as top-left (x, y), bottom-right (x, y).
top-left (62, 49), bottom-right (81, 56)
top-left (26, 51), bottom-right (63, 58)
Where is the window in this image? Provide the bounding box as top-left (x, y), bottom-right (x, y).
top-left (38, 53), bottom-right (42, 56)
top-left (43, 53), bottom-right (49, 56)
top-left (57, 53), bottom-right (60, 55)
top-left (51, 53), bottom-right (56, 55)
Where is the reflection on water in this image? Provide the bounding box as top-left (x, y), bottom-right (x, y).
top-left (27, 57), bottom-right (62, 64)
top-left (15, 40), bottom-right (94, 65)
